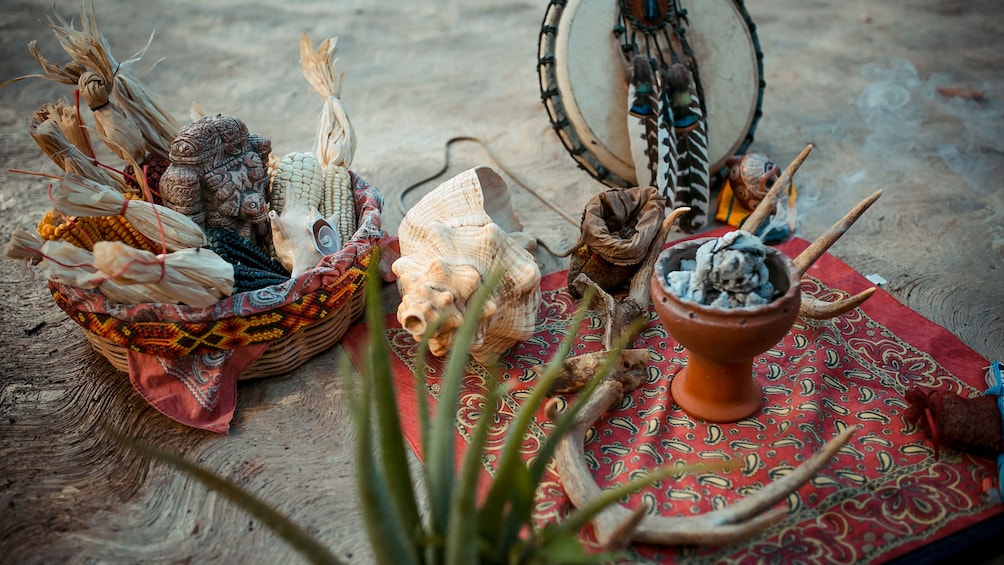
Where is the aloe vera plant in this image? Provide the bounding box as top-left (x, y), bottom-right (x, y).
top-left (350, 255), bottom-right (704, 564)
top-left (114, 254), bottom-right (698, 564)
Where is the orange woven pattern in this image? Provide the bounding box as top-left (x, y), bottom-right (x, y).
top-left (50, 261), bottom-right (366, 358)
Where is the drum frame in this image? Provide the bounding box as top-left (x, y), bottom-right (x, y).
top-left (537, 0), bottom-right (765, 189)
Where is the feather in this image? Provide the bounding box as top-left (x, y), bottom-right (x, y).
top-left (665, 64), bottom-right (709, 232)
top-left (626, 56), bottom-right (661, 189)
top-left (655, 70), bottom-right (680, 201)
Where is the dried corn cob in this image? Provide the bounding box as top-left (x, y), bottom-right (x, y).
top-left (51, 173), bottom-right (206, 251)
top-left (37, 194), bottom-right (161, 253)
top-left (37, 209), bottom-right (93, 250)
top-left (322, 163), bottom-right (355, 243)
top-left (206, 228), bottom-right (288, 276)
top-left (269, 151), bottom-right (325, 215)
top-left (231, 264), bottom-right (291, 293)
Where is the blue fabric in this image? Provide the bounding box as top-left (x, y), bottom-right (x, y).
top-left (984, 360), bottom-right (1004, 501)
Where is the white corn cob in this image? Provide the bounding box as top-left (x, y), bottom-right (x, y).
top-left (269, 152), bottom-right (325, 215)
top-left (322, 163), bottom-right (355, 244)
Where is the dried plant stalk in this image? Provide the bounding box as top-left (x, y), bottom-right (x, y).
top-left (300, 34), bottom-right (356, 168)
top-left (93, 241), bottom-right (234, 308)
top-left (28, 105), bottom-right (126, 191)
top-left (51, 173), bottom-right (206, 251)
top-left (45, 3), bottom-right (179, 159)
top-left (78, 71), bottom-right (146, 162)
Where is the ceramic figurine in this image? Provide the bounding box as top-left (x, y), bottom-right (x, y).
top-left (160, 114), bottom-right (273, 250)
top-left (392, 167), bottom-right (541, 365)
top-left (724, 152), bottom-right (780, 211)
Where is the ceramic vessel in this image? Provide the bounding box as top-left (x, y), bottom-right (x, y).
top-left (650, 237), bottom-right (801, 422)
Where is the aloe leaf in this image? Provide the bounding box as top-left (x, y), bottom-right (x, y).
top-left (106, 428), bottom-right (343, 565)
top-left (520, 532), bottom-right (613, 565)
top-left (479, 289), bottom-right (594, 553)
top-left (411, 316), bottom-right (439, 472)
top-left (426, 265), bottom-right (507, 545)
top-left (362, 250), bottom-right (423, 550)
top-left (445, 369), bottom-right (502, 565)
top-left (351, 373), bottom-right (422, 565)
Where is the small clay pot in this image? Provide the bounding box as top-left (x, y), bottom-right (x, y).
top-left (650, 238), bottom-right (801, 422)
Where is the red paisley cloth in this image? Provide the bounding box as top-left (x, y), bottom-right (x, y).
top-left (52, 173), bottom-right (384, 433)
top-left (343, 227), bottom-right (1001, 563)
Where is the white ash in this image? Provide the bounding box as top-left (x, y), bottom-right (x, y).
top-left (665, 230), bottom-right (776, 308)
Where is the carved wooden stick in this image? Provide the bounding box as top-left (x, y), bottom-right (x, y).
top-left (551, 374), bottom-right (855, 548)
top-left (742, 144), bottom-right (813, 235)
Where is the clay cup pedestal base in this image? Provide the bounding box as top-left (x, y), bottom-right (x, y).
top-left (651, 238), bottom-right (802, 423)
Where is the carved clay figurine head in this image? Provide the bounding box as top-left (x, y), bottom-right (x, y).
top-left (160, 114), bottom-right (273, 249)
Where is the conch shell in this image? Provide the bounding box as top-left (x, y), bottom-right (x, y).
top-left (268, 190), bottom-right (342, 278)
top-left (392, 167), bottom-right (541, 364)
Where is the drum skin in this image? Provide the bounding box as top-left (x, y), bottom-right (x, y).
top-left (538, 0), bottom-right (764, 188)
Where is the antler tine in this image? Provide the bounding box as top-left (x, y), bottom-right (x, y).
top-left (794, 189), bottom-right (882, 320)
top-left (554, 375), bottom-right (855, 547)
top-left (626, 205), bottom-right (691, 306)
top-left (743, 144), bottom-right (814, 235)
top-left (793, 189), bottom-right (883, 276)
top-left (800, 288), bottom-right (876, 320)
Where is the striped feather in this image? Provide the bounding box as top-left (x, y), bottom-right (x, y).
top-left (665, 64), bottom-right (710, 232)
top-left (626, 56), bottom-right (661, 188)
top-left (656, 72), bottom-right (680, 200)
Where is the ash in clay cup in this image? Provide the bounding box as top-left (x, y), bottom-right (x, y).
top-left (660, 230), bottom-right (778, 309)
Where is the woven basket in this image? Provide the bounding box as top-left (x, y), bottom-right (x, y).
top-left (79, 288), bottom-right (365, 380)
top-left (50, 172), bottom-right (383, 381)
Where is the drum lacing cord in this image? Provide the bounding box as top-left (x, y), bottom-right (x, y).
top-left (395, 136), bottom-right (580, 231)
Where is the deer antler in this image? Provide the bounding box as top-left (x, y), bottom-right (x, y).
top-left (743, 144), bottom-right (882, 320)
top-left (548, 373), bottom-right (854, 549)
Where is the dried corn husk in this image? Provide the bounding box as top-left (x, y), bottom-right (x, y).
top-left (0, 40), bottom-right (83, 89)
top-left (44, 4), bottom-right (179, 159)
top-left (28, 105), bottom-right (126, 191)
top-left (50, 173), bottom-right (206, 251)
top-left (300, 34), bottom-right (355, 168)
top-left (40, 240), bottom-right (177, 305)
top-left (5, 226), bottom-right (45, 278)
top-left (34, 100), bottom-right (89, 155)
top-left (78, 71), bottom-right (146, 162)
top-left (92, 241), bottom-right (234, 308)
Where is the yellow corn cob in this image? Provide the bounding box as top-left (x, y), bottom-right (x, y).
top-left (39, 209), bottom-right (93, 250)
top-left (37, 197), bottom-right (160, 253)
top-left (100, 214), bottom-right (161, 253)
top-left (321, 163), bottom-right (355, 244)
top-left (270, 151), bottom-right (325, 215)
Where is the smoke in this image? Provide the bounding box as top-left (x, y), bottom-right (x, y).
top-left (853, 59), bottom-right (1000, 195)
top-left (786, 58), bottom-right (1002, 245)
